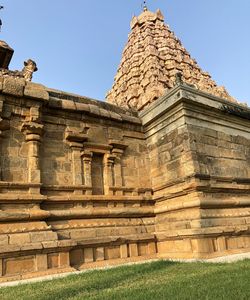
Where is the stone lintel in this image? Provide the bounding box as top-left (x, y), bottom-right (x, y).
top-left (83, 142), bottom-right (112, 154)
top-left (109, 139), bottom-right (128, 150)
top-left (65, 132), bottom-right (88, 144)
top-left (2, 77), bottom-right (25, 97)
top-left (24, 82), bottom-right (49, 102)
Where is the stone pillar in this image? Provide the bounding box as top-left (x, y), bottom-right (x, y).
top-left (0, 117), bottom-right (9, 181)
top-left (82, 151), bottom-right (92, 194)
top-left (103, 153), bottom-right (115, 195)
top-left (71, 147), bottom-right (83, 187)
top-left (64, 126), bottom-right (89, 194)
top-left (109, 140), bottom-right (128, 195)
top-left (113, 149), bottom-right (124, 188)
top-left (21, 121), bottom-right (43, 193)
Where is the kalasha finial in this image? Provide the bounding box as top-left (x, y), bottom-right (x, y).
top-left (0, 5), bottom-right (4, 32)
top-left (143, 0), bottom-right (148, 12)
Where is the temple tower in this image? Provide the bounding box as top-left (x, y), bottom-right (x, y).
top-left (106, 8), bottom-right (235, 110)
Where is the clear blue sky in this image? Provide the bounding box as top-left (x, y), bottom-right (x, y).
top-left (1, 0), bottom-right (250, 105)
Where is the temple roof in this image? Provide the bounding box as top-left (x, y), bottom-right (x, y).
top-left (106, 8), bottom-right (235, 110)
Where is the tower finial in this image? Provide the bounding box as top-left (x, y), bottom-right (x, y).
top-left (143, 0), bottom-right (148, 12)
top-left (0, 5), bottom-right (4, 32)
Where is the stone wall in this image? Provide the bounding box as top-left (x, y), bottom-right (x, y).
top-left (0, 77), bottom-right (156, 281)
top-left (0, 76), bottom-right (249, 281)
top-left (140, 83), bottom-right (250, 259)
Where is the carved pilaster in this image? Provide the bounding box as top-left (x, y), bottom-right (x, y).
top-left (71, 147), bottom-right (84, 187)
top-left (0, 117), bottom-right (10, 181)
top-left (113, 149), bottom-right (124, 188)
top-left (64, 126), bottom-right (89, 194)
top-left (82, 151), bottom-right (93, 194)
top-left (103, 153), bottom-right (115, 195)
top-left (21, 121), bottom-right (43, 193)
top-left (109, 140), bottom-right (128, 193)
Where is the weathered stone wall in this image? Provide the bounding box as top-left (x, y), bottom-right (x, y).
top-left (140, 84), bottom-right (250, 259)
top-left (0, 77), bottom-right (249, 281)
top-left (0, 77), bottom-right (156, 281)
top-left (1, 115), bottom-right (28, 182)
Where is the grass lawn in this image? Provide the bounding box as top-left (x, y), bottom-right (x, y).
top-left (0, 259), bottom-right (249, 300)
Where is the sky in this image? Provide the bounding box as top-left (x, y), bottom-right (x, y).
top-left (0, 0), bottom-right (250, 105)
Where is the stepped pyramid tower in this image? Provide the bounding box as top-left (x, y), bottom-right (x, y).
top-left (106, 7), bottom-right (235, 110)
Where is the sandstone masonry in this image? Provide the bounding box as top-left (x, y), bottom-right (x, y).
top-left (0, 7), bottom-right (249, 282)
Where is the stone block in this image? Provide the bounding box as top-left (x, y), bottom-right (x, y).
top-left (42, 241), bottom-right (58, 249)
top-left (24, 82), bottom-right (49, 101)
top-left (59, 252), bottom-right (69, 267)
top-left (120, 244), bottom-right (128, 258)
top-left (0, 235), bottom-right (8, 245)
top-left (30, 231), bottom-right (58, 243)
top-left (105, 246), bottom-right (120, 260)
top-left (9, 233), bottom-right (31, 245)
top-left (217, 237), bottom-right (226, 252)
top-left (95, 247), bottom-right (105, 261)
top-left (129, 243), bottom-right (138, 257)
top-left (84, 248), bottom-right (94, 263)
top-left (236, 237), bottom-right (245, 249)
top-left (36, 254), bottom-right (48, 271)
top-left (3, 256), bottom-right (35, 276)
top-left (148, 242), bottom-right (157, 254)
top-left (48, 253), bottom-right (59, 269)
top-left (3, 77), bottom-right (25, 97)
top-left (70, 249), bottom-right (84, 266)
top-left (138, 243), bottom-right (148, 256)
top-left (227, 237), bottom-right (237, 250)
top-left (191, 239), bottom-right (214, 253)
top-left (70, 229), bottom-right (96, 240)
top-left (21, 243), bottom-right (43, 251)
top-left (243, 236), bottom-right (250, 248)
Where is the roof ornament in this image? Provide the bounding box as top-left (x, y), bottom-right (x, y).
top-left (142, 0), bottom-right (148, 12)
top-left (175, 72), bottom-right (183, 86)
top-left (0, 5), bottom-right (3, 32)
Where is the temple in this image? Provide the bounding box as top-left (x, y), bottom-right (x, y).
top-left (0, 7), bottom-right (249, 282)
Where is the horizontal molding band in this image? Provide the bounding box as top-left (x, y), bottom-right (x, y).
top-left (47, 207), bottom-right (155, 219)
top-left (155, 199), bottom-right (250, 214)
top-left (0, 209), bottom-right (50, 221)
top-left (153, 173), bottom-right (250, 194)
top-left (75, 233), bottom-right (156, 247)
top-left (156, 225), bottom-right (249, 241)
top-left (45, 195), bottom-right (153, 202)
top-left (0, 239), bottom-right (76, 257)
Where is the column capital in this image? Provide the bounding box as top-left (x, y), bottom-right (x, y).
top-left (21, 121), bottom-right (43, 141)
top-left (104, 153), bottom-right (116, 166)
top-left (64, 126), bottom-right (89, 148)
top-left (109, 139), bottom-right (128, 151)
top-left (81, 150), bottom-right (93, 162)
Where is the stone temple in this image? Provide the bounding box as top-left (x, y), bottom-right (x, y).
top-left (0, 7), bottom-right (249, 281)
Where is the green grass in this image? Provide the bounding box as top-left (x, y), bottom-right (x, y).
top-left (0, 260), bottom-right (249, 300)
